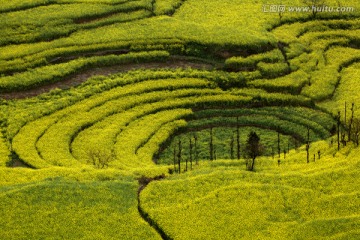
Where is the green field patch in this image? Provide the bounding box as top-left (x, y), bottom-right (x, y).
top-left (0, 0), bottom-right (153, 45)
top-left (301, 47), bottom-right (360, 101)
top-left (153, 0), bottom-right (185, 16)
top-left (248, 70), bottom-right (309, 94)
top-left (225, 48), bottom-right (285, 72)
top-left (319, 63), bottom-right (360, 116)
top-left (257, 62), bottom-right (290, 78)
top-left (0, 179), bottom-right (161, 240)
top-left (271, 19), bottom-right (360, 104)
top-left (272, 19), bottom-right (360, 45)
top-left (0, 0), bottom-right (134, 13)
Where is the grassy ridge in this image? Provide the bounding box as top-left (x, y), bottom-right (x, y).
top-left (0, 51), bottom-right (170, 92)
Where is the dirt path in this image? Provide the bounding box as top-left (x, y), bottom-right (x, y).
top-left (137, 175), bottom-right (171, 240)
top-left (0, 59), bottom-right (218, 100)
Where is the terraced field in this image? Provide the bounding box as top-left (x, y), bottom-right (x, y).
top-left (141, 146), bottom-right (360, 239)
top-left (1, 0), bottom-right (360, 239)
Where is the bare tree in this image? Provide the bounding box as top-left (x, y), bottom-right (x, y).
top-left (352, 118), bottom-right (360, 146)
top-left (277, 132), bottom-right (281, 158)
top-left (209, 127), bottom-right (214, 161)
top-left (87, 149), bottom-right (113, 169)
top-left (287, 139), bottom-right (290, 154)
top-left (189, 137), bottom-right (193, 170)
top-left (230, 132), bottom-right (235, 159)
top-left (341, 131), bottom-right (347, 147)
top-left (344, 101), bottom-right (347, 134)
top-left (173, 143), bottom-right (177, 173)
top-left (278, 0), bottom-right (285, 21)
top-left (177, 139), bottom-right (182, 173)
top-left (337, 111), bottom-right (341, 151)
top-left (236, 117), bottom-right (240, 160)
top-left (306, 127), bottom-right (310, 163)
top-left (306, 143), bottom-right (310, 163)
top-left (303, 0), bottom-right (326, 18)
top-left (293, 137), bottom-right (299, 151)
top-left (348, 103), bottom-right (355, 142)
top-left (283, 149), bottom-right (286, 159)
top-left (336, 0), bottom-right (343, 15)
top-left (194, 134), bottom-right (199, 165)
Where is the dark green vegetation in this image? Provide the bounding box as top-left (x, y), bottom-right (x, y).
top-left (157, 106), bottom-right (335, 164)
top-left (1, 0), bottom-right (360, 239)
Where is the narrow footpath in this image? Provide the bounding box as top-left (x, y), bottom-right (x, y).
top-left (137, 175), bottom-right (172, 240)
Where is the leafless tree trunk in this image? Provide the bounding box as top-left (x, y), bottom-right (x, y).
top-left (189, 137), bottom-right (193, 170)
top-left (348, 103), bottom-right (355, 142)
top-left (230, 132), bottom-right (235, 159)
top-left (283, 149), bottom-right (286, 159)
top-left (87, 149), bottom-right (113, 169)
top-left (209, 127), bottom-right (214, 161)
top-left (337, 111), bottom-right (341, 151)
top-left (277, 132), bottom-right (281, 158)
top-left (306, 127), bottom-right (310, 163)
top-left (194, 135), bottom-right (198, 165)
top-left (177, 139), bottom-right (182, 173)
top-left (236, 117), bottom-right (240, 160)
top-left (352, 118), bottom-right (360, 146)
top-left (303, 0), bottom-right (326, 18)
top-left (173, 143), bottom-right (177, 173)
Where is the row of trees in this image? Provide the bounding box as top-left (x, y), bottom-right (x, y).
top-left (304, 102), bottom-right (360, 165)
top-left (172, 126), bottom-right (263, 173)
top-left (336, 102), bottom-right (360, 148)
top-left (171, 102), bottom-right (360, 173)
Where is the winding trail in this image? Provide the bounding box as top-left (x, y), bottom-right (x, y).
top-left (137, 175), bottom-right (172, 240)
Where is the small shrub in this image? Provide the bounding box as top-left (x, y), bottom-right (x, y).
top-left (87, 149), bottom-right (113, 169)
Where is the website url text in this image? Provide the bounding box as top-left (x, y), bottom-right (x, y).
top-left (263, 5), bottom-right (355, 13)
